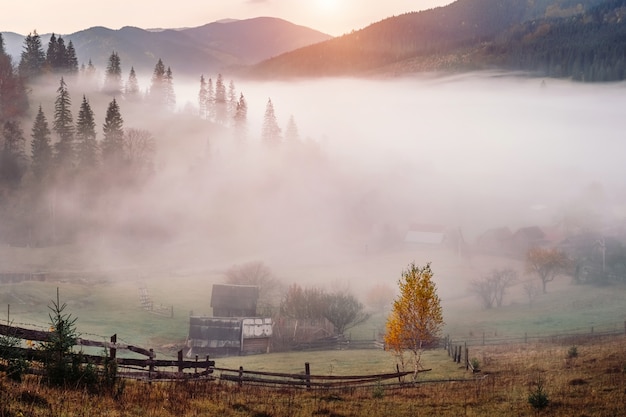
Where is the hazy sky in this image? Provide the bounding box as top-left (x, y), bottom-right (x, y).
top-left (3, 0), bottom-right (454, 36)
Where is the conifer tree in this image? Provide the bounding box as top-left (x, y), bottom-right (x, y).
top-left (65, 40), bottom-right (78, 73)
top-left (198, 75), bottom-right (207, 119)
top-left (165, 66), bottom-right (176, 112)
top-left (148, 58), bottom-right (166, 107)
top-left (53, 77), bottom-right (75, 170)
top-left (261, 98), bottom-right (281, 146)
top-left (0, 34), bottom-right (28, 123)
top-left (206, 77), bottom-right (215, 122)
top-left (1, 120), bottom-right (27, 188)
top-left (227, 80), bottom-right (237, 124)
top-left (233, 93), bottom-right (248, 143)
top-left (31, 105), bottom-right (52, 181)
top-left (101, 99), bottom-right (124, 169)
top-left (18, 31), bottom-right (46, 79)
top-left (45, 33), bottom-right (58, 71)
top-left (103, 51), bottom-right (122, 95)
top-left (214, 73), bottom-right (227, 124)
top-left (125, 66), bottom-right (140, 100)
top-left (285, 115), bottom-right (300, 142)
top-left (55, 36), bottom-right (67, 70)
top-left (75, 95), bottom-right (98, 171)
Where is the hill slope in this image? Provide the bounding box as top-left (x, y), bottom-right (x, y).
top-left (2, 18), bottom-right (331, 77)
top-left (248, 0), bottom-right (615, 79)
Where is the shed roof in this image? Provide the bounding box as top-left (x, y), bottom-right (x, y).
top-left (210, 284), bottom-right (260, 310)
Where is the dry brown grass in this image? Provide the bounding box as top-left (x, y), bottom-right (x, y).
top-left (2, 335), bottom-right (625, 416)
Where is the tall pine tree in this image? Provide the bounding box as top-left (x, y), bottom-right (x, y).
top-left (52, 77), bottom-right (75, 171)
top-left (18, 31), bottom-right (46, 79)
top-left (125, 66), bottom-right (140, 100)
top-left (31, 105), bottom-right (53, 181)
top-left (198, 75), bottom-right (207, 119)
top-left (214, 73), bottom-right (227, 124)
top-left (1, 120), bottom-right (27, 188)
top-left (75, 95), bottom-right (98, 171)
top-left (0, 34), bottom-right (28, 123)
top-left (165, 66), bottom-right (176, 112)
top-left (101, 99), bottom-right (124, 170)
top-left (148, 58), bottom-right (166, 107)
top-left (103, 51), bottom-right (122, 95)
top-left (261, 98), bottom-right (281, 147)
top-left (233, 93), bottom-right (248, 143)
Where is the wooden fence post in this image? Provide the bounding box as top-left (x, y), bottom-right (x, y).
top-left (239, 366), bottom-right (244, 387)
top-left (465, 346), bottom-right (469, 371)
top-left (110, 334), bottom-right (117, 361)
top-left (305, 362), bottom-right (311, 390)
top-left (149, 349), bottom-right (155, 379)
top-left (178, 350), bottom-right (184, 373)
top-left (205, 355), bottom-right (210, 375)
top-left (195, 355), bottom-right (199, 374)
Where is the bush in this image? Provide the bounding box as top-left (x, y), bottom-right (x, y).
top-left (528, 378), bottom-right (550, 410)
top-left (0, 325), bottom-right (29, 382)
top-left (567, 346), bottom-right (578, 359)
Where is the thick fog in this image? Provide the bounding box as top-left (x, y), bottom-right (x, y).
top-left (12, 72), bottom-right (626, 300)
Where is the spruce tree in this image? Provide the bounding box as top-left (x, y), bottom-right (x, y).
top-left (234, 93), bottom-right (248, 143)
top-left (103, 51), bottom-right (122, 95)
top-left (261, 98), bottom-right (281, 147)
top-left (285, 115), bottom-right (300, 142)
top-left (214, 73), bottom-right (227, 124)
top-left (206, 77), bottom-right (215, 122)
top-left (75, 95), bottom-right (98, 171)
top-left (31, 105), bottom-right (53, 181)
top-left (198, 75), bottom-right (207, 119)
top-left (125, 67), bottom-right (140, 99)
top-left (148, 58), bottom-right (166, 107)
top-left (1, 120), bottom-right (27, 187)
top-left (165, 66), bottom-right (176, 112)
top-left (55, 37), bottom-right (67, 71)
top-left (101, 99), bottom-right (124, 169)
top-left (45, 33), bottom-right (58, 71)
top-left (65, 40), bottom-right (78, 73)
top-left (53, 77), bottom-right (75, 171)
top-left (18, 31), bottom-right (46, 79)
top-left (227, 80), bottom-right (237, 124)
top-left (0, 34), bottom-right (28, 123)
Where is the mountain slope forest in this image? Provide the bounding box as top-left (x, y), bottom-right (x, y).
top-left (249, 0), bottom-right (626, 81)
top-left (2, 17), bottom-right (332, 77)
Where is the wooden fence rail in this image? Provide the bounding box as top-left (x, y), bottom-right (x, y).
top-left (0, 324), bottom-right (215, 380)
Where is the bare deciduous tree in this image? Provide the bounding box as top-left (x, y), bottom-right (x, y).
top-left (124, 128), bottom-right (155, 179)
top-left (224, 261), bottom-right (283, 314)
top-left (469, 268), bottom-right (517, 309)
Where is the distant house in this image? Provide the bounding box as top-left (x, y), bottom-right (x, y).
top-left (211, 284), bottom-right (259, 317)
top-left (476, 227), bottom-right (513, 255)
top-left (512, 226), bottom-right (547, 255)
top-left (186, 284), bottom-right (272, 357)
top-left (404, 224), bottom-right (447, 245)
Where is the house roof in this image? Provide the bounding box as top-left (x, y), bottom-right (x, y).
top-left (210, 284), bottom-right (259, 310)
top-left (404, 224), bottom-right (446, 244)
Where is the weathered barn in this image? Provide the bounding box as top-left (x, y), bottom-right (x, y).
top-left (186, 284), bottom-right (271, 357)
top-left (186, 316), bottom-right (273, 357)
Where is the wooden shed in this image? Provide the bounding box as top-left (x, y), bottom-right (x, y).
top-left (186, 316), bottom-right (272, 357)
top-left (210, 284), bottom-right (259, 317)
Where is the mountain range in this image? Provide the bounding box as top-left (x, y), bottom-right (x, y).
top-left (247, 0), bottom-right (626, 81)
top-left (3, 0), bottom-right (626, 81)
top-left (1, 17), bottom-right (332, 77)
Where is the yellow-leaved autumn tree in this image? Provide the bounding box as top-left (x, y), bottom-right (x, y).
top-left (384, 262), bottom-right (443, 378)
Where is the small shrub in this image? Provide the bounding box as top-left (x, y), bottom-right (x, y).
top-left (528, 378), bottom-right (550, 411)
top-left (372, 381), bottom-right (384, 399)
top-left (567, 346), bottom-right (578, 359)
top-left (470, 358), bottom-right (480, 371)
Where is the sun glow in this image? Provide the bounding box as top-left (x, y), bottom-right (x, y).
top-left (316, 0), bottom-right (339, 12)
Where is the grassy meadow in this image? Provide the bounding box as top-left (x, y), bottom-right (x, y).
top-left (2, 241), bottom-right (626, 415)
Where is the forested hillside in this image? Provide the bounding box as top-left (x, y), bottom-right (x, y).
top-left (248, 0), bottom-right (623, 80)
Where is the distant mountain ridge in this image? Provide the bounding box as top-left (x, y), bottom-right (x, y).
top-left (1, 17), bottom-right (332, 77)
top-left (247, 0), bottom-right (623, 81)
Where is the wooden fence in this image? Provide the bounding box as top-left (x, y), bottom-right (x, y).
top-left (0, 323), bottom-right (214, 380)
